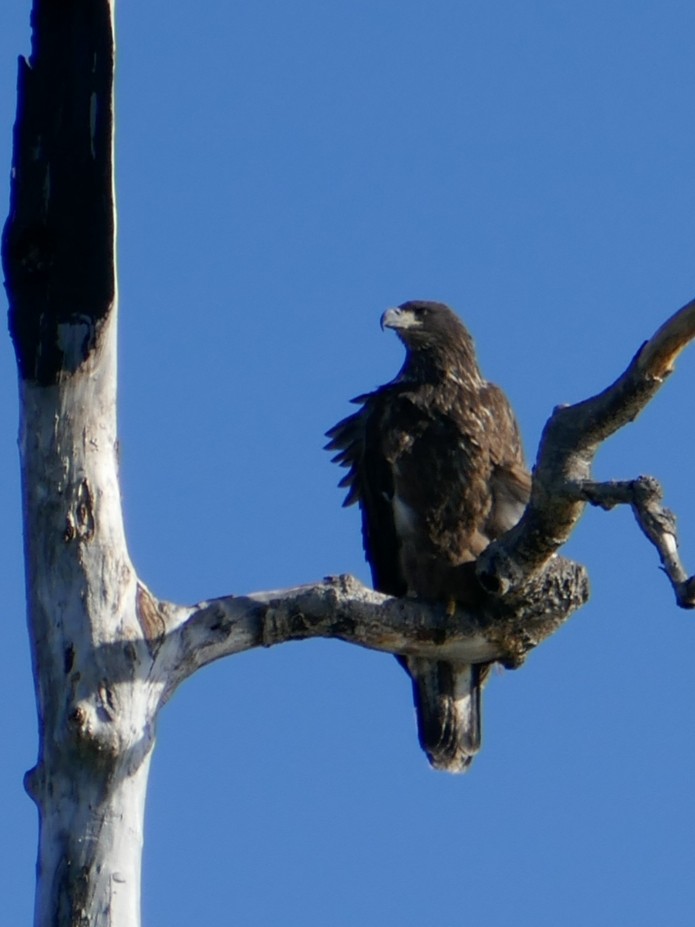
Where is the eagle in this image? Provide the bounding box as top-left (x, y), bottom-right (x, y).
top-left (326, 300), bottom-right (531, 772)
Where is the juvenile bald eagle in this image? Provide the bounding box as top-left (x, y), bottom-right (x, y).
top-left (326, 301), bottom-right (530, 772)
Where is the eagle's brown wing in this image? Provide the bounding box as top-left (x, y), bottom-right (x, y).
top-left (325, 388), bottom-right (407, 597)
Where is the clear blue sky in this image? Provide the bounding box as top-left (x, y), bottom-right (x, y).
top-left (1, 2), bottom-right (694, 924)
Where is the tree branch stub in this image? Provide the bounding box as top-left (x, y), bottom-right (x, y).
top-left (567, 476), bottom-right (695, 608)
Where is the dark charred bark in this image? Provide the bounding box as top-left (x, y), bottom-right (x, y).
top-left (2, 0), bottom-right (115, 384)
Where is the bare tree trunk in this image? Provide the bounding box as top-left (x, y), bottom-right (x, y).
top-left (3, 2), bottom-right (154, 924)
top-left (20, 335), bottom-right (156, 925)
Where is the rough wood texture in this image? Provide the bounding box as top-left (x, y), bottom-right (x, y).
top-left (477, 298), bottom-right (695, 598)
top-left (568, 475), bottom-right (695, 608)
top-left (153, 559), bottom-right (589, 705)
top-left (3, 4), bottom-right (149, 925)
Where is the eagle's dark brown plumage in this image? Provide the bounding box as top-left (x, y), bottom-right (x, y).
top-left (326, 301), bottom-right (531, 772)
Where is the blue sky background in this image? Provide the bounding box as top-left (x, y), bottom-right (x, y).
top-left (2, 2), bottom-right (695, 924)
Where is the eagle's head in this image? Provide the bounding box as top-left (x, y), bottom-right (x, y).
top-left (381, 301), bottom-right (478, 372)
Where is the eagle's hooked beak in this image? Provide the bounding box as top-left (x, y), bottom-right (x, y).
top-left (381, 306), bottom-right (419, 331)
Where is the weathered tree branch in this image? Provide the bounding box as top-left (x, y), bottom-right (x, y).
top-left (151, 558), bottom-right (590, 704)
top-left (567, 476), bottom-right (695, 608)
top-left (477, 298), bottom-right (695, 598)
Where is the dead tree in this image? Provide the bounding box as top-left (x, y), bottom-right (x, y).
top-left (2, 3), bottom-right (694, 925)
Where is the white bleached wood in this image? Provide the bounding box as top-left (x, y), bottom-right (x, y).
top-left (150, 561), bottom-right (589, 705)
top-left (21, 312), bottom-right (157, 927)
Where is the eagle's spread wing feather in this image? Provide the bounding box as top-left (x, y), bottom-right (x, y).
top-left (327, 301), bottom-right (530, 772)
top-left (326, 389), bottom-right (407, 597)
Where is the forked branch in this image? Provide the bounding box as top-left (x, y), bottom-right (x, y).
top-left (477, 298), bottom-right (695, 600)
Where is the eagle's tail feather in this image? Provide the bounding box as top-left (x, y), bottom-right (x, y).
top-left (403, 658), bottom-right (486, 773)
